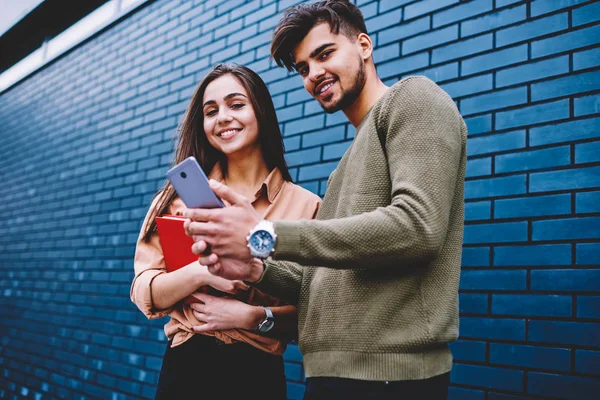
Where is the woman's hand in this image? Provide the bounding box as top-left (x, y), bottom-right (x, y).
top-left (189, 292), bottom-right (262, 332)
top-left (195, 264), bottom-right (249, 294)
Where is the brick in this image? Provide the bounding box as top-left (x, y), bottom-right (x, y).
top-left (533, 217), bottom-right (600, 240)
top-left (466, 156), bottom-right (492, 177)
top-left (461, 5), bottom-right (527, 37)
top-left (461, 44), bottom-right (528, 76)
top-left (450, 340), bottom-right (487, 362)
top-left (465, 174), bottom-right (527, 199)
top-left (530, 165), bottom-right (600, 192)
top-left (323, 141), bottom-right (351, 160)
top-left (302, 125), bottom-right (345, 147)
top-left (578, 296), bottom-right (600, 318)
top-left (495, 194), bottom-right (571, 219)
top-left (575, 94), bottom-right (600, 117)
top-left (451, 364), bottom-right (523, 391)
top-left (432, 33), bottom-right (493, 63)
top-left (465, 200), bottom-right (491, 220)
top-left (494, 243), bottom-right (572, 266)
top-left (448, 387), bottom-right (485, 400)
top-left (413, 62), bottom-right (459, 83)
top-left (378, 52), bottom-right (429, 79)
top-left (460, 270), bottom-right (527, 290)
top-left (365, 8), bottom-right (402, 33)
top-left (573, 47), bottom-right (600, 71)
top-left (284, 115), bottom-right (324, 136)
top-left (459, 293), bottom-right (489, 314)
top-left (492, 294), bottom-right (572, 317)
top-left (532, 269), bottom-right (600, 291)
top-left (285, 148), bottom-right (321, 167)
top-left (462, 246), bottom-right (491, 267)
top-left (497, 55), bottom-right (569, 88)
top-left (577, 243), bottom-right (600, 265)
top-left (372, 43), bottom-right (400, 64)
top-left (286, 382), bottom-right (306, 400)
top-left (495, 99), bottom-right (570, 130)
top-left (461, 86), bottom-right (527, 115)
top-left (496, 146), bottom-right (571, 173)
top-left (528, 372), bottom-right (600, 399)
top-left (379, 0), bottom-right (413, 12)
top-left (530, 320), bottom-right (600, 346)
top-left (464, 114), bottom-right (492, 135)
top-left (530, 0), bottom-right (589, 17)
top-left (576, 140), bottom-right (600, 164)
top-left (532, 24), bottom-right (600, 58)
top-left (498, 13), bottom-right (568, 47)
top-left (298, 161), bottom-right (338, 181)
top-left (496, 0), bottom-right (522, 6)
top-left (492, 343), bottom-right (571, 372)
top-left (441, 74), bottom-right (493, 99)
top-left (378, 17), bottom-right (430, 46)
top-left (573, 1), bottom-right (600, 26)
top-left (405, 0), bottom-right (459, 20)
top-left (464, 221), bottom-right (528, 243)
top-left (402, 25), bottom-right (458, 55)
top-left (532, 70), bottom-right (600, 102)
top-left (576, 350), bottom-right (600, 375)
top-left (577, 191), bottom-right (600, 213)
top-left (433, 0), bottom-right (493, 28)
top-left (531, 117), bottom-right (600, 146)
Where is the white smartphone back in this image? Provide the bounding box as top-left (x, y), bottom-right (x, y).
top-left (166, 156), bottom-right (224, 208)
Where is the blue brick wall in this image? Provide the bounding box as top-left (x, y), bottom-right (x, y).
top-left (0, 0), bottom-right (599, 399)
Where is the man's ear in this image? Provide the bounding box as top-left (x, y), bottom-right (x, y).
top-left (357, 33), bottom-right (373, 61)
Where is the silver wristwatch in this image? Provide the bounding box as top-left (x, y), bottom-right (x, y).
top-left (246, 220), bottom-right (277, 260)
top-left (257, 306), bottom-right (274, 333)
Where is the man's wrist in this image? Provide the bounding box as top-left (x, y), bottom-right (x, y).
top-left (245, 258), bottom-right (265, 283)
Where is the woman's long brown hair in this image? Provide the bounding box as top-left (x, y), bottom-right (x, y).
top-left (141, 63), bottom-right (292, 242)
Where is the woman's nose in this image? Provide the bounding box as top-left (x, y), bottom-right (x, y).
top-left (217, 108), bottom-right (232, 123)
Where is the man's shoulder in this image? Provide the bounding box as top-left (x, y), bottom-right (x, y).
top-left (388, 75), bottom-right (448, 102)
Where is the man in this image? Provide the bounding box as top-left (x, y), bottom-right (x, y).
top-left (184, 1), bottom-right (466, 398)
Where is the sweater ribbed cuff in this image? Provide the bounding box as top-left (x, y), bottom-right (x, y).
top-left (273, 220), bottom-right (303, 260)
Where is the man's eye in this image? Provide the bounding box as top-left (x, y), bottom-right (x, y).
top-left (299, 67), bottom-right (308, 76)
top-left (320, 50), bottom-right (332, 60)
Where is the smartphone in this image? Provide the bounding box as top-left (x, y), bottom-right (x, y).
top-left (166, 156), bottom-right (225, 208)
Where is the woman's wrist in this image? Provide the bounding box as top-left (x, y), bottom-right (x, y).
top-left (244, 306), bottom-right (266, 331)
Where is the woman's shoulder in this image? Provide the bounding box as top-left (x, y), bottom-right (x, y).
top-left (283, 181), bottom-right (322, 204)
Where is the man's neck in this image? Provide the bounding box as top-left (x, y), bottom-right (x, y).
top-left (343, 73), bottom-right (389, 127)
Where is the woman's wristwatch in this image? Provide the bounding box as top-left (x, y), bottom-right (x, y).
top-left (257, 306), bottom-right (274, 333)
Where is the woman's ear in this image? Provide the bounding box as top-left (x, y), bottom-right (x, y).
top-left (357, 33), bottom-right (373, 61)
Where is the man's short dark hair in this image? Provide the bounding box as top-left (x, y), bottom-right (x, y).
top-left (271, 0), bottom-right (368, 71)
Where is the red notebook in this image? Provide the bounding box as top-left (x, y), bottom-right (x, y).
top-left (155, 214), bottom-right (225, 302)
top-left (155, 214), bottom-right (197, 272)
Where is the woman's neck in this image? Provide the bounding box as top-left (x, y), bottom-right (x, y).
top-left (223, 148), bottom-right (270, 200)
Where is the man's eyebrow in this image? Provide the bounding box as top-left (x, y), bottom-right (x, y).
top-left (295, 42), bottom-right (336, 69)
top-left (202, 92), bottom-right (247, 107)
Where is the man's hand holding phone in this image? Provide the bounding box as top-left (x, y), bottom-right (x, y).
top-left (183, 180), bottom-right (265, 282)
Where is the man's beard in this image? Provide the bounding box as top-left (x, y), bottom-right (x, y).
top-left (320, 58), bottom-right (366, 114)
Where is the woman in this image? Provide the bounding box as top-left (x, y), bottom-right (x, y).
top-left (131, 64), bottom-right (321, 399)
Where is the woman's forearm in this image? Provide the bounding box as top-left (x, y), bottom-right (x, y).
top-left (245, 305), bottom-right (298, 337)
top-left (150, 262), bottom-right (208, 310)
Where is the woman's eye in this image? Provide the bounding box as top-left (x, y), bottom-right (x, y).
top-left (231, 103), bottom-right (245, 109)
top-left (205, 109), bottom-right (217, 116)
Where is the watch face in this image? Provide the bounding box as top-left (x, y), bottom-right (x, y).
top-left (249, 230), bottom-right (274, 252)
top-left (260, 319), bottom-right (274, 332)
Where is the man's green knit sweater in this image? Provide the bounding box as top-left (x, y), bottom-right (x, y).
top-left (254, 76), bottom-right (467, 381)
